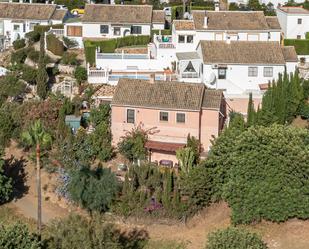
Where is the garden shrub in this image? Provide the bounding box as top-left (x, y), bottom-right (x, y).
top-left (67, 166), bottom-right (118, 212)
top-left (25, 30), bottom-right (40, 43)
top-left (211, 125), bottom-right (309, 224)
top-left (61, 52), bottom-right (79, 65)
top-left (74, 66), bottom-right (87, 84)
top-left (21, 65), bottom-right (37, 85)
top-left (0, 223), bottom-right (40, 249)
top-left (46, 34), bottom-right (64, 56)
top-left (0, 156), bottom-right (12, 204)
top-left (206, 227), bottom-right (268, 249)
top-left (27, 48), bottom-right (40, 63)
top-left (12, 39), bottom-right (26, 50)
top-left (151, 29), bottom-right (172, 36)
top-left (114, 164), bottom-right (185, 218)
top-left (11, 48), bottom-right (28, 64)
top-left (63, 36), bottom-right (79, 49)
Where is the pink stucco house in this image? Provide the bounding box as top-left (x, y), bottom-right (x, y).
top-left (111, 78), bottom-right (226, 165)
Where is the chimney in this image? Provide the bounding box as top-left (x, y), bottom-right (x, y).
top-left (149, 73), bottom-right (155, 84)
top-left (215, 1), bottom-right (220, 11)
top-left (226, 36), bottom-right (231, 44)
top-left (204, 16), bottom-right (208, 28)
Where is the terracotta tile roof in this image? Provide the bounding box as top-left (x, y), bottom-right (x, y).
top-left (82, 4), bottom-right (153, 24)
top-left (265, 16), bottom-right (281, 30)
top-left (281, 46), bottom-right (298, 62)
top-left (112, 79), bottom-right (205, 111)
top-left (202, 89), bottom-right (224, 109)
top-left (93, 84), bottom-right (116, 97)
top-left (51, 9), bottom-right (67, 21)
top-left (145, 141), bottom-right (185, 152)
top-left (278, 7), bottom-right (309, 14)
top-left (173, 20), bottom-right (195, 30)
top-left (200, 41), bottom-right (286, 65)
top-left (176, 52), bottom-right (200, 60)
top-left (0, 3), bottom-right (57, 20)
top-left (192, 10), bottom-right (274, 30)
top-left (152, 10), bottom-right (165, 24)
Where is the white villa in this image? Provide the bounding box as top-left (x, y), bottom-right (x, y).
top-left (276, 6), bottom-right (309, 39)
top-left (176, 40), bottom-right (298, 95)
top-left (88, 10), bottom-right (284, 85)
top-left (64, 4), bottom-right (166, 48)
top-left (0, 2), bottom-right (68, 50)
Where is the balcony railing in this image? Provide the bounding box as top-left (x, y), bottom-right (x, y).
top-left (154, 34), bottom-right (175, 49)
top-left (96, 53), bottom-right (149, 60)
top-left (181, 72), bottom-right (199, 78)
top-left (46, 28), bottom-right (64, 37)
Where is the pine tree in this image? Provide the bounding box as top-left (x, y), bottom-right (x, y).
top-left (36, 34), bottom-right (49, 100)
top-left (246, 92), bottom-right (256, 126)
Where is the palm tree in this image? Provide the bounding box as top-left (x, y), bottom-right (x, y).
top-left (22, 120), bottom-right (52, 236)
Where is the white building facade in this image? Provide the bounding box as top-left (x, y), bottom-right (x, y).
top-left (276, 6), bottom-right (309, 39)
top-left (0, 2), bottom-right (68, 49)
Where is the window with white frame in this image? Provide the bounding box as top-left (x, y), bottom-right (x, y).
top-left (176, 113), bottom-right (185, 123)
top-left (100, 25), bottom-right (109, 34)
top-left (298, 18), bottom-right (302, 24)
top-left (263, 67), bottom-right (273, 77)
top-left (187, 35), bottom-right (193, 43)
top-left (218, 68), bottom-right (227, 79)
top-left (126, 109), bottom-right (135, 123)
top-left (178, 35), bottom-right (185, 43)
top-left (159, 111), bottom-right (169, 121)
top-left (248, 67), bottom-right (258, 77)
top-left (113, 27), bottom-right (121, 36)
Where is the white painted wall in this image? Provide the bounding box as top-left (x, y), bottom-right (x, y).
top-left (277, 8), bottom-right (309, 39)
top-left (152, 23), bottom-right (165, 30)
top-left (82, 23), bottom-right (151, 39)
top-left (64, 22), bottom-right (84, 48)
top-left (201, 64), bottom-right (295, 96)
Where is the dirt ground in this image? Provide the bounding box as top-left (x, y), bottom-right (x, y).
top-left (4, 142), bottom-right (309, 249)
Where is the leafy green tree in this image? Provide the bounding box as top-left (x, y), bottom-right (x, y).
top-left (176, 147), bottom-right (195, 175)
top-left (74, 66), bottom-right (87, 85)
top-left (0, 74), bottom-right (26, 100)
top-left (0, 223), bottom-right (41, 249)
top-left (186, 135), bottom-right (200, 164)
top-left (221, 125), bottom-right (309, 224)
top-left (67, 166), bottom-right (118, 213)
top-left (118, 127), bottom-right (148, 162)
top-left (0, 156), bottom-right (12, 204)
top-left (22, 66), bottom-right (37, 85)
top-left (0, 107), bottom-right (15, 148)
top-left (180, 166), bottom-right (213, 214)
top-left (247, 92), bottom-right (256, 126)
top-left (36, 35), bottom-right (49, 100)
top-left (21, 120), bottom-right (52, 235)
top-left (206, 227), bottom-right (268, 249)
top-left (248, 0), bottom-right (262, 10)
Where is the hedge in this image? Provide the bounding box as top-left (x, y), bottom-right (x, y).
top-left (84, 35), bottom-right (151, 65)
top-left (34, 24), bottom-right (64, 34)
top-left (284, 39), bottom-right (309, 55)
top-left (46, 34), bottom-right (64, 56)
top-left (151, 29), bottom-right (172, 36)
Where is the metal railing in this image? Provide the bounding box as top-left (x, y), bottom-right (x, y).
top-left (96, 53), bottom-right (149, 60)
top-left (181, 72), bottom-right (199, 78)
top-left (47, 28), bottom-right (64, 37)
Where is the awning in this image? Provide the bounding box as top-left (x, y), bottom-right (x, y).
top-left (145, 141), bottom-right (185, 153)
top-left (259, 83), bottom-right (270, 90)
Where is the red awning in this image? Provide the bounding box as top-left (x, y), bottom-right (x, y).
top-left (145, 141), bottom-right (185, 153)
top-left (259, 83), bottom-right (270, 90)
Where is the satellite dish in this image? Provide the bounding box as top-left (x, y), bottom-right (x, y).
top-left (207, 72), bottom-right (216, 85)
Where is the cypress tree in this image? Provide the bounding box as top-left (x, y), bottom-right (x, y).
top-left (36, 34), bottom-right (49, 100)
top-left (246, 92), bottom-right (256, 126)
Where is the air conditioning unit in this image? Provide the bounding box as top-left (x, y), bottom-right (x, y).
top-left (212, 64), bottom-right (218, 69)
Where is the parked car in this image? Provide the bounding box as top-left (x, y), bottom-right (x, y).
top-left (163, 7), bottom-right (172, 16)
top-left (71, 8), bottom-right (85, 15)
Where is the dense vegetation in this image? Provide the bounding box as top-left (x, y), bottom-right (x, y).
top-left (206, 227), bottom-right (268, 249)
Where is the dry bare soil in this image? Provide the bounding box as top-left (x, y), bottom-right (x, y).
top-left (4, 142), bottom-right (309, 249)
